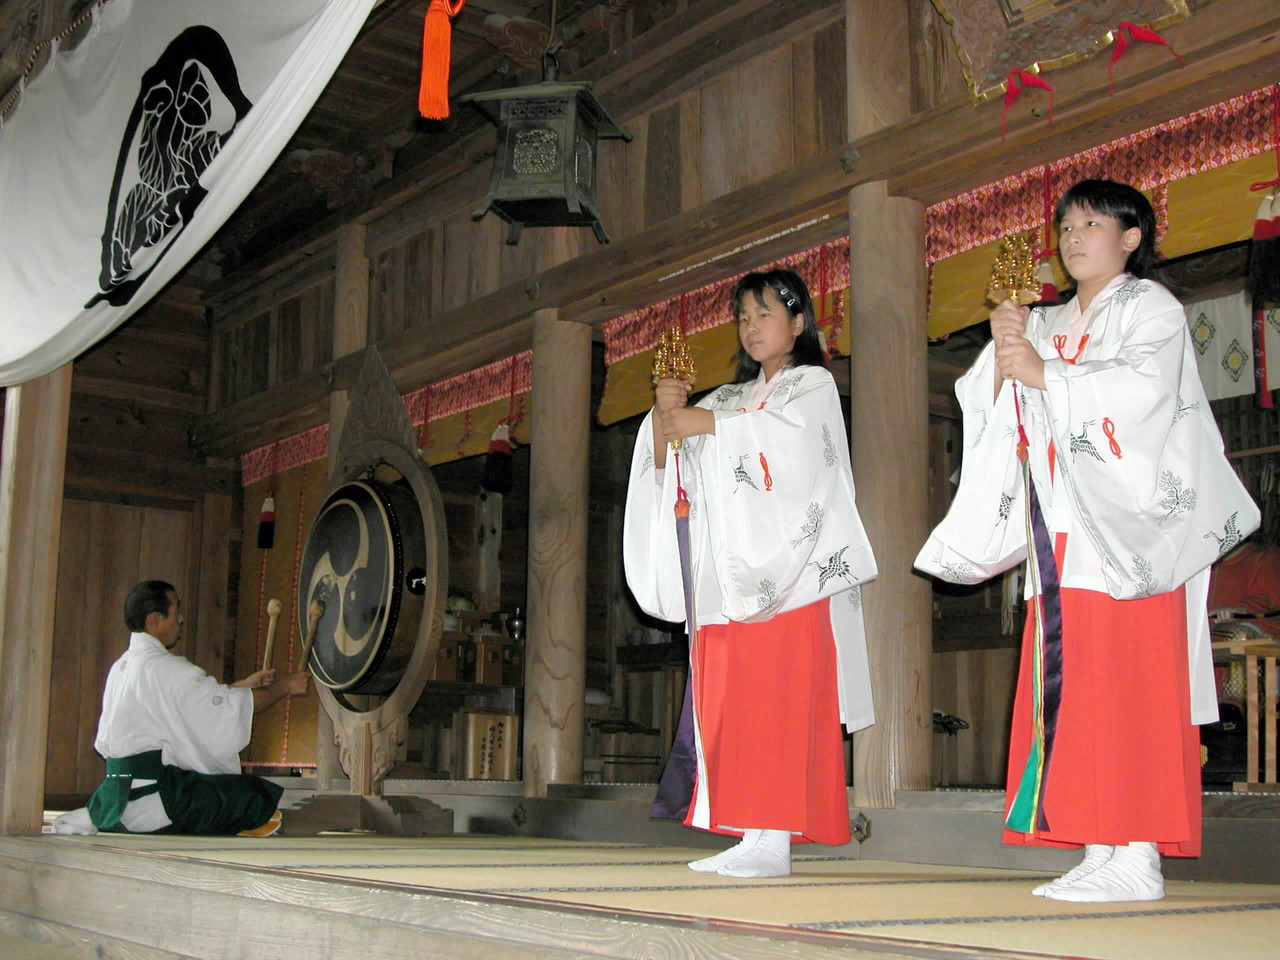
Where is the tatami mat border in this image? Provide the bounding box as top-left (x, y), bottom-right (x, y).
top-left (492, 876), bottom-right (1053, 894)
top-left (797, 900), bottom-right (1280, 930)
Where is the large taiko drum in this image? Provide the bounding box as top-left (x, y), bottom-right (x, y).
top-left (298, 478), bottom-right (428, 697)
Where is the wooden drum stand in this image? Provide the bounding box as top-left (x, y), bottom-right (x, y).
top-left (281, 349), bottom-right (452, 836)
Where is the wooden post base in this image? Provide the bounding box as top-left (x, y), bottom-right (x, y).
top-left (279, 794), bottom-right (453, 837)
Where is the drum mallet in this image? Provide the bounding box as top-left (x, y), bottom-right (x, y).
top-left (261, 598), bottom-right (282, 673)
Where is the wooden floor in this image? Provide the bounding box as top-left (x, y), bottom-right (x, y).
top-left (2, 825), bottom-right (1278, 959)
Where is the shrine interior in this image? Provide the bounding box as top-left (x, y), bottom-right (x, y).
top-left (1, 1), bottom-right (1279, 958)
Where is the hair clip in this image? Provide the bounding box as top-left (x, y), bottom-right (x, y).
top-left (776, 285), bottom-right (799, 311)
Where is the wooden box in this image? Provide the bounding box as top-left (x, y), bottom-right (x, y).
top-left (599, 729), bottom-right (663, 783)
top-left (429, 633), bottom-right (461, 682)
top-left (474, 636), bottom-right (507, 685)
top-left (462, 709), bottom-right (519, 780)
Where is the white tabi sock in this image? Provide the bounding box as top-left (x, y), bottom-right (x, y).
top-left (1044, 842), bottom-right (1164, 902)
top-left (688, 829), bottom-right (761, 872)
top-left (51, 807), bottom-right (97, 836)
top-left (716, 828), bottom-right (791, 879)
top-left (1032, 843), bottom-right (1114, 896)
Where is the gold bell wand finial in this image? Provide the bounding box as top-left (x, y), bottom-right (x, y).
top-left (986, 231), bottom-right (1040, 307)
top-left (651, 325), bottom-right (697, 450)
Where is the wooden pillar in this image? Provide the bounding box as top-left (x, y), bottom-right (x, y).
top-left (0, 364), bottom-right (72, 834)
top-left (522, 307), bottom-right (590, 797)
top-left (317, 222), bottom-right (370, 792)
top-left (189, 492), bottom-right (235, 679)
top-left (327, 223), bottom-right (371, 462)
top-left (847, 0), bottom-right (932, 807)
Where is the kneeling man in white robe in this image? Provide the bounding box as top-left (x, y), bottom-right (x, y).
top-left (54, 580), bottom-right (309, 836)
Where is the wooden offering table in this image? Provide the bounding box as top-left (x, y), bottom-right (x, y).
top-left (1212, 627), bottom-right (1280, 792)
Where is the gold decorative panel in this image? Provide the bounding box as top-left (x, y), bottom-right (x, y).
top-left (929, 0), bottom-right (1190, 101)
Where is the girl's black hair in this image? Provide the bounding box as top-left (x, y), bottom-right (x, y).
top-left (1055, 178), bottom-right (1157, 279)
top-left (729, 268), bottom-right (826, 383)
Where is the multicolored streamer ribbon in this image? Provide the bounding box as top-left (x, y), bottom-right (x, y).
top-left (1005, 385), bottom-right (1065, 834)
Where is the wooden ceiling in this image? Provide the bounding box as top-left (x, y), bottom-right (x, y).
top-left (0, 0), bottom-right (682, 274)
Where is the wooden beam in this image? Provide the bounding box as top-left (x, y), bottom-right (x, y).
top-left (62, 446), bottom-right (235, 499)
top-left (192, 0), bottom-right (1280, 457)
top-left (579, 0), bottom-right (843, 119)
top-left (0, 363), bottom-right (71, 835)
top-left (202, 0), bottom-right (846, 300)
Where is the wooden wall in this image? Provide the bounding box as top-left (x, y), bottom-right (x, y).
top-left (234, 444), bottom-right (540, 771)
top-left (233, 359), bottom-right (648, 769)
top-left (931, 647), bottom-right (1017, 788)
top-left (200, 18), bottom-right (853, 770)
top-left (204, 20), bottom-right (848, 413)
top-left (926, 358), bottom-right (1280, 790)
top-left (235, 459), bottom-right (328, 769)
top-left (66, 277), bottom-right (231, 505)
top-left (42, 271), bottom-right (236, 807)
top-left (44, 500), bottom-right (195, 806)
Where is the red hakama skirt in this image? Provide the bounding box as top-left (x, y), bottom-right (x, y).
top-left (1003, 534), bottom-right (1201, 857)
top-left (689, 598), bottom-right (850, 845)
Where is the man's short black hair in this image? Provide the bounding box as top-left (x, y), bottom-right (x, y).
top-left (125, 580), bottom-right (176, 632)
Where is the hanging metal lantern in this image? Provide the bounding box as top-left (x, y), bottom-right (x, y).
top-left (460, 56), bottom-right (629, 245)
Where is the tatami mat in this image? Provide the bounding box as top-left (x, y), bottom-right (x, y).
top-left (46, 832), bottom-right (1280, 959)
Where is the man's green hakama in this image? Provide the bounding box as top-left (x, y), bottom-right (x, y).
top-left (88, 749), bottom-right (281, 835)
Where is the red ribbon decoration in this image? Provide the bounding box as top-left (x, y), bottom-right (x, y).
top-left (1249, 86), bottom-right (1280, 192)
top-left (455, 409), bottom-right (473, 459)
top-left (1001, 69), bottom-right (1055, 141)
top-left (1102, 418), bottom-right (1123, 459)
top-left (418, 387), bottom-right (433, 450)
top-left (1039, 166), bottom-right (1055, 259)
top-left (759, 452), bottom-right (773, 492)
top-left (1249, 87), bottom-right (1279, 408)
top-left (1053, 334), bottom-right (1089, 364)
top-left (501, 356), bottom-right (518, 425)
top-left (1109, 22), bottom-right (1183, 97)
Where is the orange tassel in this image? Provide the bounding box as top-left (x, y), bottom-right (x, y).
top-left (419, 0), bottom-right (466, 120)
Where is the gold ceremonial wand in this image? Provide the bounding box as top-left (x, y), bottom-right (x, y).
top-left (651, 326), bottom-right (697, 449)
top-left (986, 230), bottom-right (1040, 308)
top-left (651, 324), bottom-right (699, 806)
top-left (987, 230), bottom-right (1041, 399)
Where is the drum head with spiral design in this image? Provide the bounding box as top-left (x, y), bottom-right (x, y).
top-left (298, 478), bottom-right (427, 696)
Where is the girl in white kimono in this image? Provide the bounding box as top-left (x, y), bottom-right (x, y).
top-left (916, 180), bottom-right (1258, 902)
top-left (624, 269), bottom-right (876, 879)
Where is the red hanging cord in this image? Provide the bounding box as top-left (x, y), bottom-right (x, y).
top-left (455, 409), bottom-right (473, 458)
top-left (1001, 69), bottom-right (1054, 141)
top-left (1250, 86), bottom-right (1280, 192)
top-left (418, 387), bottom-right (433, 450)
top-left (1040, 166), bottom-right (1055, 258)
top-left (257, 442), bottom-right (279, 550)
top-left (279, 479), bottom-right (308, 764)
top-left (503, 356), bottom-right (518, 423)
top-left (1036, 165), bottom-right (1059, 303)
top-left (672, 296), bottom-right (691, 516)
top-left (1108, 21), bottom-right (1183, 97)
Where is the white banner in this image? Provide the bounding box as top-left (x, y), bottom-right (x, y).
top-left (0, 0), bottom-right (373, 386)
top-left (1184, 290), bottom-right (1257, 401)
